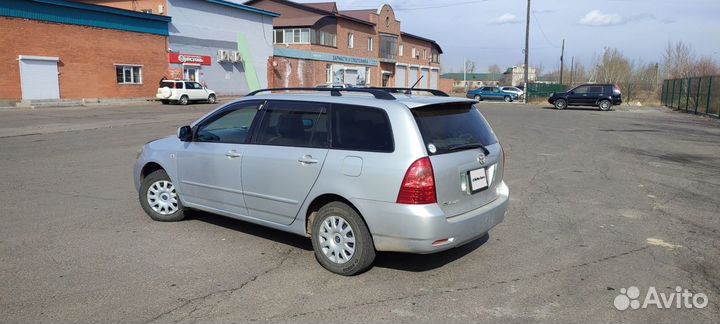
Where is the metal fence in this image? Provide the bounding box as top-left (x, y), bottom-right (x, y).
top-left (661, 76), bottom-right (720, 118)
top-left (526, 83), bottom-right (569, 101)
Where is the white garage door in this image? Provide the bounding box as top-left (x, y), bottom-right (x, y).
top-left (421, 68), bottom-right (429, 89)
top-left (19, 56), bottom-right (60, 100)
top-left (395, 65), bottom-right (406, 87)
top-left (430, 69), bottom-right (439, 89)
top-left (408, 66), bottom-right (419, 88)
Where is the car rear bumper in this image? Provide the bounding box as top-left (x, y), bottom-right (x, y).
top-left (354, 181), bottom-right (509, 253)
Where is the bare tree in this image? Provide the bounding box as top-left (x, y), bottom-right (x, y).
top-left (662, 41), bottom-right (695, 79)
top-left (488, 64), bottom-right (501, 74)
top-left (465, 60), bottom-right (477, 74)
top-left (690, 56), bottom-right (720, 76)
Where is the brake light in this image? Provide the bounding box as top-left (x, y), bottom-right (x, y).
top-left (396, 157), bottom-right (436, 204)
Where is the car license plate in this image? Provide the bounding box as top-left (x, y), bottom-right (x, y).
top-left (469, 168), bottom-right (488, 192)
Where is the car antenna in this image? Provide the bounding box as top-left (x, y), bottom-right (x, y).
top-left (406, 75), bottom-right (423, 94)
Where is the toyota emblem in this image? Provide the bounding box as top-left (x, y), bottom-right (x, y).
top-left (477, 152), bottom-right (486, 165)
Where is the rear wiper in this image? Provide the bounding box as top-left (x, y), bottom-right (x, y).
top-left (447, 143), bottom-right (489, 155)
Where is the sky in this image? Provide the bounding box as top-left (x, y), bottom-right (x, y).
top-left (296, 0), bottom-right (720, 74)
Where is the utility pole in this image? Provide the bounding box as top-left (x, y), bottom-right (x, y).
top-left (463, 57), bottom-right (467, 91)
top-left (559, 39), bottom-right (565, 85)
top-left (569, 55), bottom-right (574, 86)
top-left (523, 0), bottom-right (530, 103)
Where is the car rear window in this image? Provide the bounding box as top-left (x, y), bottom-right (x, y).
top-left (412, 102), bottom-right (498, 155)
top-left (331, 104), bottom-right (393, 152)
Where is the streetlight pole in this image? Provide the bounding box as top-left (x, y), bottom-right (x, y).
top-left (523, 0), bottom-right (531, 103)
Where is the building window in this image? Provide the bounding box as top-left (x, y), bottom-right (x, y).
top-left (273, 28), bottom-right (331, 45)
top-left (115, 65), bottom-right (142, 84)
top-left (431, 49), bottom-right (440, 63)
top-left (423, 49), bottom-right (427, 60)
top-left (274, 29), bottom-right (284, 43)
top-left (326, 64), bottom-right (332, 83)
top-left (348, 33), bottom-right (354, 49)
top-left (379, 34), bottom-right (397, 61)
top-left (399, 44), bottom-right (404, 57)
top-left (412, 47), bottom-right (417, 58)
top-left (368, 37), bottom-right (373, 52)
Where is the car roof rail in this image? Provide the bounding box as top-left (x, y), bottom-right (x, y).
top-left (245, 87), bottom-right (396, 100)
top-left (367, 87), bottom-right (449, 97)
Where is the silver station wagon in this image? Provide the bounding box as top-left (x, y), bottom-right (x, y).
top-left (134, 87), bottom-right (509, 275)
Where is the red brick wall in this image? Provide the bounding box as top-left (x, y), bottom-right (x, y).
top-left (439, 78), bottom-right (454, 94)
top-left (0, 17), bottom-right (167, 100)
top-left (73, 0), bottom-right (168, 15)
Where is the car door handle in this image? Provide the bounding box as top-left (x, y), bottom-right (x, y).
top-left (298, 155), bottom-right (319, 164)
top-left (225, 150), bottom-right (242, 158)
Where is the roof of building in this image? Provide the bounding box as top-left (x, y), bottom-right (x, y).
top-left (206, 0), bottom-right (279, 17)
top-left (244, 0), bottom-right (374, 26)
top-left (245, 0), bottom-right (443, 52)
top-left (441, 73), bottom-right (503, 81)
top-left (401, 32), bottom-right (443, 53)
top-left (303, 2), bottom-right (337, 13)
top-left (337, 9), bottom-right (374, 22)
top-left (1, 0), bottom-right (170, 35)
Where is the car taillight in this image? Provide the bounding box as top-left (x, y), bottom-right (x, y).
top-left (396, 157), bottom-right (436, 204)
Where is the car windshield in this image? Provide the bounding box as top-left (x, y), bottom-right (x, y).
top-left (411, 102), bottom-right (498, 155)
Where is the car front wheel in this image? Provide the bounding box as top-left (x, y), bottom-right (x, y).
top-left (207, 94), bottom-right (216, 104)
top-left (311, 202), bottom-right (375, 276)
top-left (474, 95), bottom-right (482, 101)
top-left (554, 99), bottom-right (567, 110)
top-left (139, 169), bottom-right (185, 222)
top-left (504, 95), bottom-right (512, 102)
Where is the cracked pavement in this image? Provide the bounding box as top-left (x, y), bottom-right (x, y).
top-left (0, 102), bottom-right (718, 323)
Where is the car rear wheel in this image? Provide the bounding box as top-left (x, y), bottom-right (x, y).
top-left (311, 202), bottom-right (375, 276)
top-left (598, 99), bottom-right (612, 111)
top-left (139, 169), bottom-right (185, 222)
top-left (178, 95), bottom-right (189, 105)
top-left (207, 94), bottom-right (216, 104)
top-left (474, 95), bottom-right (482, 101)
top-left (504, 95), bottom-right (512, 102)
top-left (554, 99), bottom-right (567, 110)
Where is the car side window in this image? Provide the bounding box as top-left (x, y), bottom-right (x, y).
top-left (185, 82), bottom-right (196, 89)
top-left (573, 86), bottom-right (588, 94)
top-left (194, 82), bottom-right (203, 89)
top-left (254, 101), bottom-right (329, 148)
top-left (195, 102), bottom-right (262, 144)
top-left (588, 86), bottom-right (603, 94)
top-left (175, 82), bottom-right (183, 89)
top-left (331, 104), bottom-right (393, 152)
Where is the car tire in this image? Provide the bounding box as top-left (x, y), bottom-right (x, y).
top-left (139, 169), bottom-right (186, 222)
top-left (598, 99), bottom-right (612, 111)
top-left (311, 202), bottom-right (375, 276)
top-left (474, 95), bottom-right (482, 101)
top-left (178, 95), bottom-right (189, 105)
top-left (504, 95), bottom-right (512, 102)
top-left (160, 100), bottom-right (170, 105)
top-left (554, 99), bottom-right (567, 110)
top-left (207, 94), bottom-right (216, 104)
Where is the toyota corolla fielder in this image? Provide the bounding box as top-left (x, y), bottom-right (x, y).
top-left (134, 87), bottom-right (509, 275)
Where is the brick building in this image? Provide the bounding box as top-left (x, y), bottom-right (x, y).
top-left (246, 0), bottom-right (443, 89)
top-left (0, 0), bottom-right (170, 101)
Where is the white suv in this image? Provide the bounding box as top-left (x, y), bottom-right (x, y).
top-left (157, 80), bottom-right (217, 105)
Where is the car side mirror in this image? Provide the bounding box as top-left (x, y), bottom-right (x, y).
top-left (178, 125), bottom-right (193, 142)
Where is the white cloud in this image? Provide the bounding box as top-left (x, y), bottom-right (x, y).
top-left (489, 13), bottom-right (521, 25)
top-left (579, 10), bottom-right (623, 26)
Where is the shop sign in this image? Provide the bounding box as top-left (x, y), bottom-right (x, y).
top-left (169, 53), bottom-right (212, 65)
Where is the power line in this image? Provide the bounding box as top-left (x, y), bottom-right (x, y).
top-left (531, 10), bottom-right (560, 48)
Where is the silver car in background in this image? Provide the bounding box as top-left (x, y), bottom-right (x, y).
top-left (134, 87), bottom-right (509, 275)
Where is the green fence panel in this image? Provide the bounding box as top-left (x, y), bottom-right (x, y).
top-left (662, 75), bottom-right (719, 118)
top-left (526, 83), bottom-right (569, 101)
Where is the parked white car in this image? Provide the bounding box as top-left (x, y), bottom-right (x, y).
top-left (157, 80), bottom-right (217, 105)
top-left (500, 86), bottom-right (524, 97)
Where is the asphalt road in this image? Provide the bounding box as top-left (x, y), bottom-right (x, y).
top-left (1, 101), bottom-right (718, 323)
